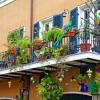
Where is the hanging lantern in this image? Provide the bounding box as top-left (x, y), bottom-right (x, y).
top-left (30, 76), bottom-right (34, 81)
top-left (8, 81), bottom-right (12, 88)
top-left (30, 76), bottom-right (36, 84)
top-left (87, 69), bottom-right (93, 78)
top-left (58, 77), bottom-right (63, 82)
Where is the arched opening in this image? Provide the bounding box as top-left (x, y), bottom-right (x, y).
top-left (0, 97), bottom-right (15, 100)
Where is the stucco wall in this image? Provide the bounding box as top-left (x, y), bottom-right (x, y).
top-left (0, 67), bottom-right (80, 100)
top-left (0, 0), bottom-right (87, 52)
top-left (0, 0), bottom-right (30, 52)
top-left (0, 79), bottom-right (20, 99)
top-left (0, 64), bottom-right (100, 100)
top-left (32, 0), bottom-right (87, 24)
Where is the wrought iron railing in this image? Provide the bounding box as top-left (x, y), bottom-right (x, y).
top-left (0, 33), bottom-right (100, 71)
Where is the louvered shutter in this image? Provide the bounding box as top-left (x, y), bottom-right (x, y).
top-left (70, 7), bottom-right (78, 54)
top-left (70, 7), bottom-right (78, 28)
top-left (53, 14), bottom-right (63, 28)
top-left (20, 28), bottom-right (24, 38)
top-left (32, 22), bottom-right (40, 61)
top-left (33, 22), bottom-right (40, 38)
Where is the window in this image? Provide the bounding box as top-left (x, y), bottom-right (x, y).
top-left (45, 23), bottom-right (49, 31)
top-left (39, 17), bottom-right (53, 40)
top-left (84, 9), bottom-right (90, 20)
top-left (0, 0), bottom-right (15, 7)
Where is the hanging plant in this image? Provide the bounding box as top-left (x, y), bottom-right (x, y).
top-left (88, 80), bottom-right (100, 95)
top-left (37, 74), bottom-right (63, 100)
top-left (76, 74), bottom-right (86, 84)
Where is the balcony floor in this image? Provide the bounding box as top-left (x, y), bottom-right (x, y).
top-left (0, 51), bottom-right (99, 77)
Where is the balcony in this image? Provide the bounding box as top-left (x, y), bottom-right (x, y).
top-left (0, 29), bottom-right (100, 75)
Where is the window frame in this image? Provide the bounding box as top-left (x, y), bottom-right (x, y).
top-left (0, 0), bottom-right (15, 7)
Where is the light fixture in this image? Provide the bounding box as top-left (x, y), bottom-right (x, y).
top-left (8, 81), bottom-right (12, 88)
top-left (30, 76), bottom-right (36, 84)
top-left (87, 69), bottom-right (93, 78)
top-left (30, 76), bottom-right (34, 81)
top-left (58, 77), bottom-right (63, 82)
top-left (62, 9), bottom-right (69, 17)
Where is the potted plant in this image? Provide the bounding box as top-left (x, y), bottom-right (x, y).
top-left (34, 48), bottom-right (45, 61)
top-left (16, 36), bottom-right (31, 64)
top-left (44, 28), bottom-right (63, 48)
top-left (33, 37), bottom-right (42, 46)
top-left (33, 37), bottom-right (42, 50)
top-left (76, 74), bottom-right (86, 85)
top-left (45, 47), bottom-right (53, 59)
top-left (66, 28), bottom-right (76, 37)
top-left (38, 73), bottom-right (63, 100)
top-left (7, 30), bottom-right (20, 55)
top-left (80, 43), bottom-right (91, 52)
top-left (79, 23), bottom-right (91, 52)
top-left (88, 80), bottom-right (100, 95)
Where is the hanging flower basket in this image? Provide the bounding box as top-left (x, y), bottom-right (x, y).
top-left (66, 28), bottom-right (76, 37)
top-left (80, 43), bottom-right (91, 52)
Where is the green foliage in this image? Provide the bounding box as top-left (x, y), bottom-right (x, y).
top-left (88, 80), bottom-right (100, 94)
top-left (44, 28), bottom-right (63, 42)
top-left (76, 74), bottom-right (86, 81)
top-left (7, 29), bottom-right (31, 65)
top-left (64, 21), bottom-right (72, 34)
top-left (16, 36), bottom-right (31, 65)
top-left (7, 30), bottom-right (20, 47)
top-left (38, 75), bottom-right (63, 100)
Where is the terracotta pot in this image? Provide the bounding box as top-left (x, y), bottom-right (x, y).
top-left (45, 41), bottom-right (48, 46)
top-left (10, 48), bottom-right (15, 54)
top-left (34, 40), bottom-right (41, 46)
top-left (67, 28), bottom-right (76, 37)
top-left (60, 50), bottom-right (65, 56)
top-left (80, 43), bottom-right (91, 52)
top-left (37, 56), bottom-right (44, 61)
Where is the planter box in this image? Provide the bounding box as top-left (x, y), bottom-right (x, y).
top-left (80, 43), bottom-right (91, 52)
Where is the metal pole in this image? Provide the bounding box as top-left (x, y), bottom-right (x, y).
top-left (30, 0), bottom-right (33, 61)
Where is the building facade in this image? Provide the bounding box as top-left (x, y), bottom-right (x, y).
top-left (0, 0), bottom-right (100, 100)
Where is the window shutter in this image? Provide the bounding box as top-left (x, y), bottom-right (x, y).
top-left (33, 22), bottom-right (40, 38)
top-left (20, 28), bottom-right (24, 38)
top-left (32, 22), bottom-right (39, 61)
top-left (70, 7), bottom-right (78, 28)
top-left (53, 14), bottom-right (63, 28)
top-left (97, 0), bottom-right (100, 10)
top-left (70, 8), bottom-right (78, 54)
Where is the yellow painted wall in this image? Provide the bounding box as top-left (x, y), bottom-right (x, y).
top-left (0, 67), bottom-right (80, 100)
top-left (0, 0), bottom-right (30, 52)
top-left (0, 0), bottom-right (87, 52)
top-left (0, 64), bottom-right (100, 100)
top-left (32, 0), bottom-right (87, 24)
top-left (0, 79), bottom-right (20, 99)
